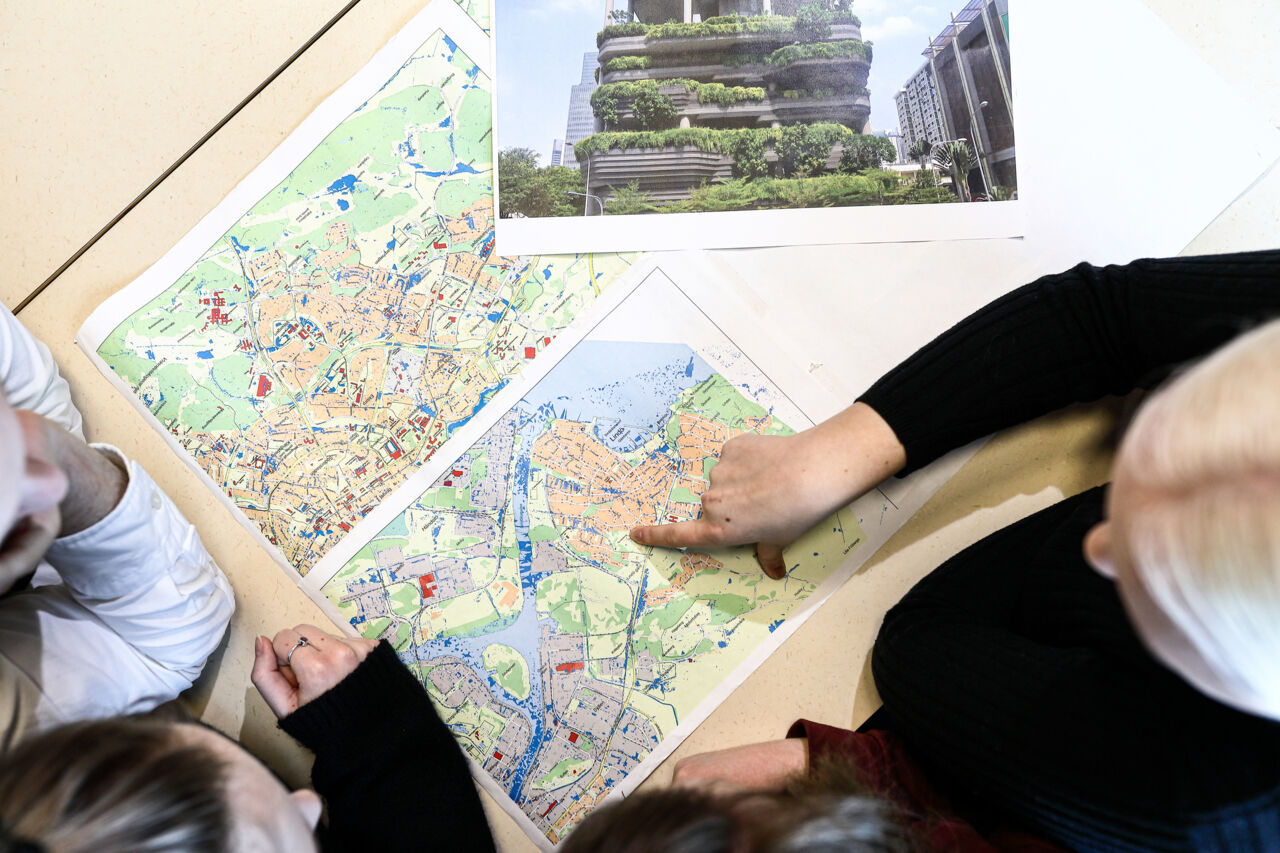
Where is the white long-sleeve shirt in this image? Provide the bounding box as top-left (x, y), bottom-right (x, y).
top-left (0, 304), bottom-right (234, 748)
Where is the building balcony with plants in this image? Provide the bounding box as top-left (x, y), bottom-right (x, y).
top-left (579, 0), bottom-right (893, 209)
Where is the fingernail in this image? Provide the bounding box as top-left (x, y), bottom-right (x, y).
top-left (630, 527), bottom-right (645, 543)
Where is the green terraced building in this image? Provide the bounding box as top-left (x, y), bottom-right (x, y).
top-left (583, 0), bottom-right (874, 206)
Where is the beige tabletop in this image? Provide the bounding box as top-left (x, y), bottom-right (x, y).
top-left (4, 0), bottom-right (1279, 849)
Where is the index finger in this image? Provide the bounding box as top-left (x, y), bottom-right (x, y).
top-left (630, 519), bottom-right (721, 549)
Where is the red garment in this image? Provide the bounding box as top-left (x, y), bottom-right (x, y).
top-left (788, 720), bottom-right (1068, 853)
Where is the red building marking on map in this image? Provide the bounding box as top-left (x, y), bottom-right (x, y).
top-left (524, 346), bottom-right (536, 359)
top-left (255, 375), bottom-right (272, 397)
top-left (541, 801), bottom-right (558, 818)
top-left (555, 661), bottom-right (584, 674)
top-left (568, 731), bottom-right (579, 744)
top-left (434, 241), bottom-right (447, 249)
top-left (494, 751), bottom-right (503, 761)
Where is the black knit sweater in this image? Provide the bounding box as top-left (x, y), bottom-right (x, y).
top-left (280, 641), bottom-right (496, 852)
top-left (864, 251), bottom-right (1280, 852)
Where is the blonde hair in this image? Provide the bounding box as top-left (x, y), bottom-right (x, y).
top-left (1117, 318), bottom-right (1280, 719)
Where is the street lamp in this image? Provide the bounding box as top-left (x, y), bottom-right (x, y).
top-left (565, 191), bottom-right (605, 216)
top-left (566, 152), bottom-right (604, 215)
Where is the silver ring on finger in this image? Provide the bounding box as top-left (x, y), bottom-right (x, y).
top-left (286, 636), bottom-right (311, 664)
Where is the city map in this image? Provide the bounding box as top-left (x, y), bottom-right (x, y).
top-left (455, 0), bottom-right (489, 31)
top-left (90, 25), bottom-right (630, 572)
top-left (320, 337), bottom-right (866, 844)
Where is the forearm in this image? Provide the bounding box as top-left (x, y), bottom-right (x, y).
top-left (861, 250), bottom-right (1280, 474)
top-left (803, 402), bottom-right (906, 508)
top-left (283, 642), bottom-right (496, 852)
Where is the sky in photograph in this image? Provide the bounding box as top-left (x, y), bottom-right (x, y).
top-left (495, 0), bottom-right (960, 165)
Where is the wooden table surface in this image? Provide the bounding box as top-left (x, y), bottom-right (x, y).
top-left (3, 0), bottom-right (1278, 848)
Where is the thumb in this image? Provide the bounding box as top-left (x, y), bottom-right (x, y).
top-left (756, 542), bottom-right (787, 580)
top-left (251, 635), bottom-right (299, 719)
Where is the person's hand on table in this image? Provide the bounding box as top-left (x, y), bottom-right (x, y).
top-left (251, 624), bottom-right (378, 718)
top-left (671, 739), bottom-right (809, 794)
top-left (630, 402), bottom-right (905, 578)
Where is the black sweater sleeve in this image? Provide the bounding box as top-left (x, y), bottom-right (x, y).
top-left (280, 641), bottom-right (496, 853)
top-left (859, 250), bottom-right (1280, 474)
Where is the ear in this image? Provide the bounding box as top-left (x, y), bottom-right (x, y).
top-left (1083, 522), bottom-right (1116, 579)
top-left (289, 789), bottom-right (324, 828)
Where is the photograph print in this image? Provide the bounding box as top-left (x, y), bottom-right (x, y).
top-left (493, 0), bottom-right (1018, 253)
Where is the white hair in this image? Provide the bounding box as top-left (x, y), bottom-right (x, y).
top-left (1118, 318), bottom-right (1280, 719)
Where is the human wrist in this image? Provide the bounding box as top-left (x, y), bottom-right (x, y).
top-left (54, 437), bottom-right (129, 536)
top-left (806, 402), bottom-right (906, 506)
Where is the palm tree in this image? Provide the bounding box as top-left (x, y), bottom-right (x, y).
top-left (908, 137), bottom-right (932, 166)
top-left (931, 139), bottom-right (977, 202)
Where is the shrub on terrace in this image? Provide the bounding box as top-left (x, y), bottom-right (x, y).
top-left (597, 21), bottom-right (649, 47)
top-left (767, 38), bottom-right (872, 65)
top-left (591, 80), bottom-right (766, 127)
top-left (795, 3), bottom-right (833, 42)
top-left (691, 82), bottom-right (767, 106)
top-left (776, 123), bottom-right (852, 177)
top-left (573, 123), bottom-right (855, 179)
top-left (645, 15), bottom-right (799, 40)
top-left (631, 87), bottom-right (679, 130)
top-left (602, 55), bottom-right (653, 73)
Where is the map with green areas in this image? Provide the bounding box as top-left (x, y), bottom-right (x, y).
top-left (93, 27), bottom-right (632, 573)
top-left (455, 0), bottom-right (490, 31)
top-left (320, 340), bottom-right (866, 843)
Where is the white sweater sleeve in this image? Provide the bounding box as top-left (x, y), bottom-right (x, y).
top-left (0, 303), bottom-right (83, 438)
top-left (0, 447), bottom-right (235, 734)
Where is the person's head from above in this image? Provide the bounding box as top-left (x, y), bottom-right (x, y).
top-left (0, 717), bottom-right (322, 853)
top-left (0, 393), bottom-right (69, 595)
top-left (0, 625), bottom-right (380, 853)
top-left (1082, 318), bottom-right (1280, 720)
top-left (562, 762), bottom-right (912, 853)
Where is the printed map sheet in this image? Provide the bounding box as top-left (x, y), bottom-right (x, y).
top-left (300, 263), bottom-right (964, 847)
top-left (80, 1), bottom-right (633, 576)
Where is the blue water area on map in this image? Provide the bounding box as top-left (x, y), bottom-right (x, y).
top-left (443, 35), bottom-right (458, 56)
top-left (528, 341), bottom-right (713, 454)
top-left (438, 116), bottom-right (452, 129)
top-left (403, 344), bottom-right (721, 805)
top-left (196, 350), bottom-right (213, 360)
top-left (228, 235), bottom-right (251, 254)
top-left (335, 198), bottom-right (350, 211)
top-left (327, 174), bottom-right (359, 194)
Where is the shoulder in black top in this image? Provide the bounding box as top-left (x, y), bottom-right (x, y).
top-left (863, 251), bottom-right (1280, 852)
